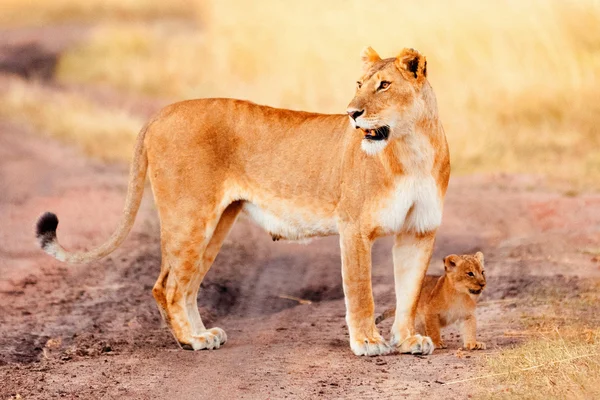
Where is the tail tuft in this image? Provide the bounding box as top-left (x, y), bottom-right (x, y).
top-left (36, 212), bottom-right (58, 249)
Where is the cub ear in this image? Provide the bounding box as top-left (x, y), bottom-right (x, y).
top-left (443, 254), bottom-right (461, 271)
top-left (475, 251), bottom-right (485, 264)
top-left (395, 48), bottom-right (427, 84)
top-left (361, 46), bottom-right (381, 72)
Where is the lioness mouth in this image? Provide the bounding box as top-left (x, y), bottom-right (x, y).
top-left (469, 288), bottom-right (483, 295)
top-left (361, 126), bottom-right (390, 141)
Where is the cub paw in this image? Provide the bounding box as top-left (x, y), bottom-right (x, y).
top-left (464, 341), bottom-right (486, 350)
top-left (393, 334), bottom-right (434, 355)
top-left (182, 327), bottom-right (227, 351)
top-left (350, 334), bottom-right (392, 356)
top-left (433, 340), bottom-right (447, 349)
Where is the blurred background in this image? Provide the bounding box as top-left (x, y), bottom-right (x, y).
top-left (0, 0), bottom-right (599, 188)
top-left (2, 2), bottom-right (600, 398)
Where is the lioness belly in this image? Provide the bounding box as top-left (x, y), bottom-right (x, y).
top-left (242, 202), bottom-right (338, 241)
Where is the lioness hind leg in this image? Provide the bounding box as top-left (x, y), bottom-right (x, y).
top-left (153, 237), bottom-right (207, 350)
top-left (152, 210), bottom-right (228, 350)
top-left (185, 202), bottom-right (243, 339)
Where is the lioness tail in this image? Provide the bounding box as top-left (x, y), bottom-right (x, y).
top-left (35, 122), bottom-right (150, 264)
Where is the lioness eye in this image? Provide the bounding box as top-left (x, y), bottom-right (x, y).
top-left (378, 81), bottom-right (391, 90)
top-left (467, 272), bottom-right (475, 277)
top-left (357, 81), bottom-right (362, 89)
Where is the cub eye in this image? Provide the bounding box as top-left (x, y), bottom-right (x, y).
top-left (356, 81), bottom-right (363, 89)
top-left (467, 272), bottom-right (475, 277)
top-left (378, 81), bottom-right (391, 90)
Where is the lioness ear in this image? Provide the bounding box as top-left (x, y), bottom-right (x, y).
top-left (444, 254), bottom-right (460, 271)
top-left (396, 48), bottom-right (427, 84)
top-left (475, 251), bottom-right (485, 264)
top-left (361, 46), bottom-right (381, 72)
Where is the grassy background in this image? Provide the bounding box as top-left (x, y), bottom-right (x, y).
top-left (0, 80), bottom-right (143, 161)
top-left (0, 0), bottom-right (195, 26)
top-left (476, 281), bottom-right (600, 399)
top-left (1, 0), bottom-right (599, 187)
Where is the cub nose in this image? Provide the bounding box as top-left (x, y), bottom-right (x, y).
top-left (347, 109), bottom-right (364, 120)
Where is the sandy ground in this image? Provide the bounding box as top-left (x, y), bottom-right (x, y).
top-left (1, 28), bottom-right (600, 400)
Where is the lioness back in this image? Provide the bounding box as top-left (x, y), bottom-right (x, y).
top-left (145, 98), bottom-right (353, 242)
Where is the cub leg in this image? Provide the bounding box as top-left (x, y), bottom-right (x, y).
top-left (339, 225), bottom-right (390, 356)
top-left (390, 231), bottom-right (436, 355)
top-left (462, 315), bottom-right (486, 350)
top-left (424, 312), bottom-right (445, 349)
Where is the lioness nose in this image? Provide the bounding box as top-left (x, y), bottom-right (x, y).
top-left (347, 109), bottom-right (364, 120)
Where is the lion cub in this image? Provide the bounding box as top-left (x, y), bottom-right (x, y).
top-left (376, 252), bottom-right (487, 350)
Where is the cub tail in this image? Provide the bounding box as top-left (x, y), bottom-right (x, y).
top-left (375, 307), bottom-right (396, 325)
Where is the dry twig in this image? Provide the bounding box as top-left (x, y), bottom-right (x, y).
top-left (278, 294), bottom-right (312, 305)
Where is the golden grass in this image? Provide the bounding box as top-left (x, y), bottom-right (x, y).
top-left (0, 80), bottom-right (142, 161)
top-left (52, 0), bottom-right (600, 186)
top-left (477, 329), bottom-right (600, 399)
top-left (0, 0), bottom-right (197, 27)
top-left (474, 282), bottom-right (600, 399)
top-left (0, 0), bottom-right (598, 186)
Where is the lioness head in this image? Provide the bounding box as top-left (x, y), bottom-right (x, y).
top-left (347, 47), bottom-right (428, 155)
top-left (443, 252), bottom-right (487, 296)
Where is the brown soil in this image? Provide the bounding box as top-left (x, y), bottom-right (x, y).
top-left (1, 31), bottom-right (599, 400)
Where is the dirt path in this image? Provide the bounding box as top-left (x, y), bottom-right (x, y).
top-left (1, 113), bottom-right (599, 399)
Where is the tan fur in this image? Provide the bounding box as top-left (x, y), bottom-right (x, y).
top-left (376, 252), bottom-right (487, 350)
top-left (37, 47), bottom-right (450, 356)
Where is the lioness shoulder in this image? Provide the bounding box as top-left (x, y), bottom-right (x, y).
top-left (376, 252), bottom-right (487, 350)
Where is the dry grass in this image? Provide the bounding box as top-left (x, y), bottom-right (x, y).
top-left (0, 0), bottom-right (196, 27)
top-left (1, 0), bottom-right (599, 187)
top-left (52, 0), bottom-right (600, 187)
top-left (0, 80), bottom-right (142, 161)
top-left (474, 282), bottom-right (600, 399)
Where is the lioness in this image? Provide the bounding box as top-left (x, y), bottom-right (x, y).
top-left (36, 47), bottom-right (450, 356)
top-left (376, 252), bottom-right (487, 350)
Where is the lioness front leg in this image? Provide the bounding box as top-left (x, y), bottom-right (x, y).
top-left (390, 232), bottom-right (436, 355)
top-left (340, 226), bottom-right (391, 356)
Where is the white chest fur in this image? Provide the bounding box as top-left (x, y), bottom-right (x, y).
top-left (377, 175), bottom-right (442, 234)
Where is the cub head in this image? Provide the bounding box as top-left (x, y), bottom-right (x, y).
top-left (443, 252), bottom-right (486, 296)
top-left (346, 47), bottom-right (428, 155)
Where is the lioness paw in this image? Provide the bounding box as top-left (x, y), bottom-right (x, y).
top-left (350, 334), bottom-right (392, 356)
top-left (182, 327), bottom-right (227, 351)
top-left (464, 341), bottom-right (486, 350)
top-left (433, 340), bottom-right (447, 349)
top-left (393, 334), bottom-right (434, 355)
